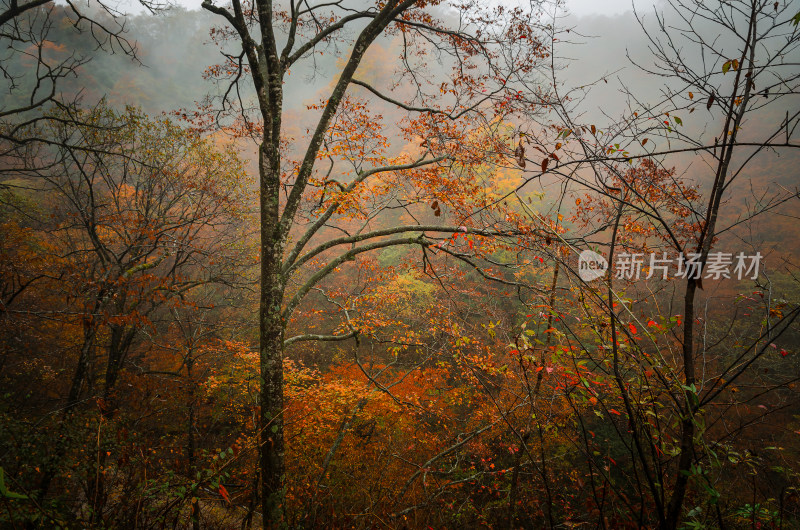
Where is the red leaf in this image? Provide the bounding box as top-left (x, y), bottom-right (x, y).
top-left (219, 484), bottom-right (230, 504)
top-left (541, 158), bottom-right (549, 172)
top-left (628, 323), bottom-right (638, 335)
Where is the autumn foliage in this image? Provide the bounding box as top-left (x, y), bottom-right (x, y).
top-left (2, 0), bottom-right (800, 528)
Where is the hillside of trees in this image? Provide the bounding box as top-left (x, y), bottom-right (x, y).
top-left (1, 0), bottom-right (799, 528)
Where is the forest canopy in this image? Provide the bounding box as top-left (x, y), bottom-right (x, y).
top-left (1, 0), bottom-right (799, 528)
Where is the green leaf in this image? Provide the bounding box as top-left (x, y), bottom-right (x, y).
top-left (0, 467), bottom-right (28, 500)
top-left (674, 116), bottom-right (682, 126)
top-left (793, 11), bottom-right (800, 25)
top-left (722, 61), bottom-right (731, 74)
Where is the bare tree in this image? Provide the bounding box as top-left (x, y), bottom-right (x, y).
top-left (497, 0), bottom-right (800, 526)
top-left (0, 0), bottom-right (169, 161)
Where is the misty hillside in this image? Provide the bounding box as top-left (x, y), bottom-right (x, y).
top-left (1, 1), bottom-right (799, 528)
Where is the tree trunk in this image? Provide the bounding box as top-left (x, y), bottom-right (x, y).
top-left (662, 280), bottom-right (698, 529)
top-left (187, 357), bottom-right (200, 530)
top-left (37, 318), bottom-right (98, 499)
top-left (259, 142), bottom-right (286, 526)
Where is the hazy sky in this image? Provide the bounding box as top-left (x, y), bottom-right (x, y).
top-left (114, 0), bottom-right (650, 18)
top-left (564, 0), bottom-right (641, 16)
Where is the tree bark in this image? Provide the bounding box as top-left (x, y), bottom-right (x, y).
top-left (259, 143), bottom-right (286, 526)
